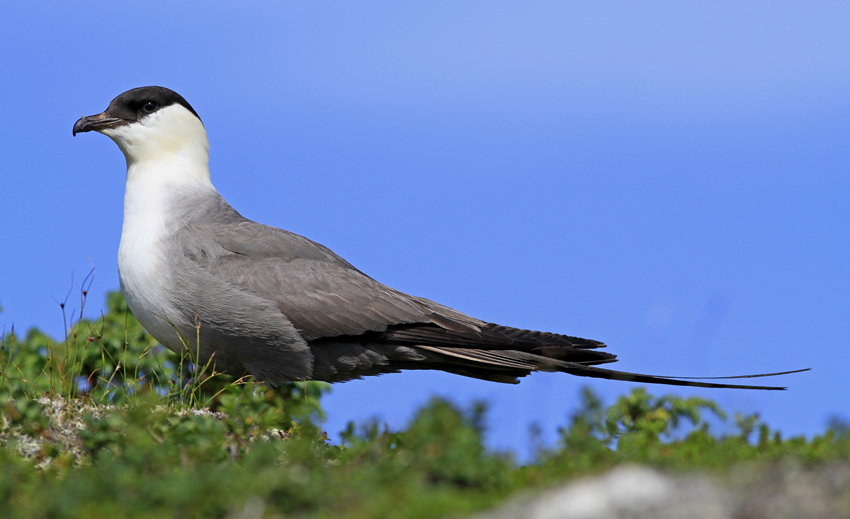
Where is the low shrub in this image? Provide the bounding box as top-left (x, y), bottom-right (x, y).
top-left (0, 291), bottom-right (845, 518)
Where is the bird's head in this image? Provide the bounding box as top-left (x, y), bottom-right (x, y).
top-left (73, 86), bottom-right (209, 170)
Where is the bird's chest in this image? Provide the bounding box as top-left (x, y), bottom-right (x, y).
top-left (118, 186), bottom-right (186, 347)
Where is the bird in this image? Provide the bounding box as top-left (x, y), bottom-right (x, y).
top-left (73, 86), bottom-right (804, 390)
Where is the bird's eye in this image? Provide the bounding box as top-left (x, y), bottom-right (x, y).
top-left (142, 101), bottom-right (157, 113)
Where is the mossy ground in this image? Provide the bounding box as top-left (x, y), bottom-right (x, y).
top-left (0, 291), bottom-right (845, 518)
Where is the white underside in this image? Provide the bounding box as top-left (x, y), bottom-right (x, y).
top-left (118, 159), bottom-right (217, 348)
top-left (118, 178), bottom-right (181, 347)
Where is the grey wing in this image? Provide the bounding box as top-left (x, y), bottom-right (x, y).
top-left (180, 218), bottom-right (485, 341)
top-left (178, 218), bottom-right (616, 373)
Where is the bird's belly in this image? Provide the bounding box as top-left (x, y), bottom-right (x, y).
top-left (118, 224), bottom-right (186, 352)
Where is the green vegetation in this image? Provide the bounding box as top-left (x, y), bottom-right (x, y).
top-left (0, 291), bottom-right (846, 518)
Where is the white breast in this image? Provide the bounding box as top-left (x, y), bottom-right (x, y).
top-left (118, 161), bottom-right (199, 348)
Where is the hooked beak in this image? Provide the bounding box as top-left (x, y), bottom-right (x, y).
top-left (73, 112), bottom-right (126, 136)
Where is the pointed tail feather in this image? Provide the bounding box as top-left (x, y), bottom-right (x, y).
top-left (556, 362), bottom-right (799, 390)
top-left (640, 368), bottom-right (811, 381)
top-left (414, 344), bottom-right (805, 389)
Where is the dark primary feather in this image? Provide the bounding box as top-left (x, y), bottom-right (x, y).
top-left (169, 192), bottom-right (804, 390)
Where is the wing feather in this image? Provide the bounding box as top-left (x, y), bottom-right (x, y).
top-left (178, 216), bottom-right (484, 340)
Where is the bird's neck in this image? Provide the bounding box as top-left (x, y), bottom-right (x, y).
top-left (125, 153), bottom-right (213, 195)
top-left (122, 151), bottom-right (219, 246)
top-left (113, 108), bottom-right (213, 201)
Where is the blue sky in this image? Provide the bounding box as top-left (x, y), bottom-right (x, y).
top-left (1, 1), bottom-right (848, 457)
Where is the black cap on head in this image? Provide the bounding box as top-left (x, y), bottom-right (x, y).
top-left (73, 86), bottom-right (201, 136)
top-left (106, 86), bottom-right (201, 123)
